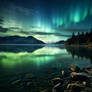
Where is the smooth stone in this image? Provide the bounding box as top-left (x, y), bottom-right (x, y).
top-left (83, 66), bottom-right (92, 76)
top-left (52, 83), bottom-right (64, 92)
top-left (82, 81), bottom-right (86, 86)
top-left (11, 79), bottom-right (21, 85)
top-left (67, 82), bottom-right (84, 92)
top-left (26, 82), bottom-right (32, 86)
top-left (25, 73), bottom-right (35, 79)
top-left (69, 65), bottom-right (80, 72)
top-left (83, 66), bottom-right (92, 71)
top-left (71, 72), bottom-right (89, 82)
top-left (61, 70), bottom-right (65, 76)
top-left (51, 77), bottom-right (63, 85)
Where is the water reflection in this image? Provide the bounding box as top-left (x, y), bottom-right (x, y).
top-left (0, 45), bottom-right (44, 52)
top-left (66, 47), bottom-right (92, 64)
top-left (0, 45), bottom-right (91, 69)
top-left (0, 46), bottom-right (67, 68)
top-left (0, 45), bottom-right (92, 92)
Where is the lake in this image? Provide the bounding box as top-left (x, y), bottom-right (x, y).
top-left (0, 45), bottom-right (92, 92)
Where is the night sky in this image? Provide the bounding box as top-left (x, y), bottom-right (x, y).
top-left (0, 0), bottom-right (92, 43)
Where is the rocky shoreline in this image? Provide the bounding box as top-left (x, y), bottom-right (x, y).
top-left (9, 65), bottom-right (92, 92)
top-left (51, 65), bottom-right (92, 92)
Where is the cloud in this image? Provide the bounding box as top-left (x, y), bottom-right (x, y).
top-left (0, 16), bottom-right (3, 25)
top-left (55, 28), bottom-right (89, 33)
top-left (20, 31), bottom-right (71, 37)
top-left (11, 4), bottom-right (39, 16)
top-left (0, 26), bottom-right (8, 33)
top-left (8, 27), bottom-right (21, 30)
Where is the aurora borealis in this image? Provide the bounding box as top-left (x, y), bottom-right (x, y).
top-left (0, 0), bottom-right (92, 43)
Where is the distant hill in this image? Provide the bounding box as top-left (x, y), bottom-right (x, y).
top-left (0, 36), bottom-right (45, 44)
top-left (55, 40), bottom-right (65, 44)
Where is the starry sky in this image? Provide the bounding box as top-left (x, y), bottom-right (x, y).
top-left (0, 0), bottom-right (92, 43)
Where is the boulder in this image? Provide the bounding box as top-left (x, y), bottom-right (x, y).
top-left (83, 66), bottom-right (92, 76)
top-left (11, 79), bottom-right (21, 85)
top-left (51, 77), bottom-right (63, 85)
top-left (61, 70), bottom-right (65, 76)
top-left (25, 73), bottom-right (35, 79)
top-left (67, 82), bottom-right (84, 92)
top-left (71, 72), bottom-right (89, 82)
top-left (69, 65), bottom-right (80, 72)
top-left (52, 83), bottom-right (64, 92)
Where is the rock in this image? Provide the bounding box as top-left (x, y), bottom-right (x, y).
top-left (84, 87), bottom-right (92, 92)
top-left (83, 66), bottom-right (92, 76)
top-left (69, 65), bottom-right (80, 72)
top-left (67, 82), bottom-right (84, 92)
top-left (25, 73), bottom-right (35, 79)
top-left (82, 81), bottom-right (86, 86)
top-left (51, 77), bottom-right (63, 85)
top-left (11, 79), bottom-right (21, 85)
top-left (26, 82), bottom-right (32, 86)
top-left (52, 83), bottom-right (64, 92)
top-left (61, 70), bottom-right (65, 76)
top-left (71, 72), bottom-right (89, 82)
top-left (40, 88), bottom-right (51, 92)
top-left (83, 66), bottom-right (92, 71)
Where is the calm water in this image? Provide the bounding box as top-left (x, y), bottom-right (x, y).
top-left (0, 45), bottom-right (92, 92)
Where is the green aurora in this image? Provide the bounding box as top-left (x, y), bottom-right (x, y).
top-left (0, 0), bottom-right (92, 43)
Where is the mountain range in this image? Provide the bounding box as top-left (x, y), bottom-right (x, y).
top-left (55, 40), bottom-right (65, 44)
top-left (0, 36), bottom-right (45, 44)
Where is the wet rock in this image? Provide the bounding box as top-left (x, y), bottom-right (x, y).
top-left (83, 66), bottom-right (92, 76)
top-left (52, 83), bottom-right (64, 92)
top-left (51, 77), bottom-right (63, 85)
top-left (25, 73), bottom-right (35, 79)
top-left (83, 66), bottom-right (92, 70)
top-left (61, 70), bottom-right (65, 76)
top-left (11, 79), bottom-right (21, 85)
top-left (26, 82), bottom-right (32, 86)
top-left (82, 81), bottom-right (87, 86)
top-left (83, 87), bottom-right (92, 92)
top-left (67, 82), bottom-right (84, 92)
top-left (40, 88), bottom-right (51, 92)
top-left (69, 65), bottom-right (80, 72)
top-left (71, 72), bottom-right (89, 82)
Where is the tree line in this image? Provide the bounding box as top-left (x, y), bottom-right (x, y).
top-left (66, 29), bottom-right (92, 47)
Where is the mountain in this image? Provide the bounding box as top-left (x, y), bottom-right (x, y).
top-left (55, 40), bottom-right (65, 44)
top-left (0, 36), bottom-right (45, 44)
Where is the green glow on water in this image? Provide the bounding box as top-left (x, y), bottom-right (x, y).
top-left (0, 47), bottom-right (67, 67)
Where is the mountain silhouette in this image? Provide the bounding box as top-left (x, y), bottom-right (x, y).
top-left (55, 40), bottom-right (65, 44)
top-left (0, 36), bottom-right (45, 44)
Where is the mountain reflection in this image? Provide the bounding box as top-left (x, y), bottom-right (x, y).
top-left (0, 45), bottom-right (91, 69)
top-left (66, 47), bottom-right (92, 63)
top-left (0, 45), bottom-right (44, 52)
top-left (0, 46), bottom-right (67, 67)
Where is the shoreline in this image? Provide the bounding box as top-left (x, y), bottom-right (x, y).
top-left (65, 44), bottom-right (92, 48)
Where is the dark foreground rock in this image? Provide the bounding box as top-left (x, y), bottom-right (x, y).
top-left (51, 65), bottom-right (92, 92)
top-left (71, 72), bottom-right (89, 82)
top-left (9, 65), bottom-right (92, 92)
top-left (69, 65), bottom-right (80, 72)
top-left (83, 66), bottom-right (92, 76)
top-left (51, 77), bottom-right (63, 85)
